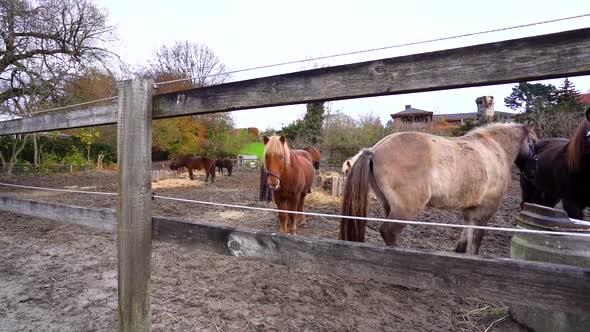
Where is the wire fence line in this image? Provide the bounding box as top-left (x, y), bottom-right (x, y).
top-left (4, 13), bottom-right (588, 117)
top-left (152, 13), bottom-right (590, 86)
top-left (0, 181), bottom-right (588, 238)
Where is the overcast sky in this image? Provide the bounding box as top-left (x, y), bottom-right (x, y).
top-left (100, 0), bottom-right (590, 130)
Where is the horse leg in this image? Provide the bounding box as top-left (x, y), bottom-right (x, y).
top-left (274, 198), bottom-right (289, 234)
top-left (457, 205), bottom-right (497, 255)
top-left (297, 192), bottom-right (307, 226)
top-left (188, 167), bottom-right (194, 180)
top-left (288, 196), bottom-right (300, 235)
top-left (562, 200), bottom-right (584, 220)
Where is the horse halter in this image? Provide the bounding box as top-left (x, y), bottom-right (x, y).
top-left (265, 168), bottom-right (281, 182)
top-left (519, 130), bottom-right (538, 180)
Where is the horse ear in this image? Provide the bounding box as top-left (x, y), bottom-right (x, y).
top-left (279, 135), bottom-right (286, 145)
top-left (263, 136), bottom-right (269, 145)
top-left (585, 107), bottom-right (590, 122)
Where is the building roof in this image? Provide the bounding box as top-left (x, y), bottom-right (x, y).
top-left (433, 111), bottom-right (517, 121)
top-left (579, 93), bottom-right (590, 104)
top-left (391, 105), bottom-right (432, 118)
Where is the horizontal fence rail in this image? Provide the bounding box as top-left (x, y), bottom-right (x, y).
top-left (1, 28), bottom-right (590, 135)
top-left (1, 195), bottom-right (589, 314)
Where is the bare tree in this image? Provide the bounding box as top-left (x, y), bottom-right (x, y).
top-left (0, 0), bottom-right (117, 113)
top-left (0, 0), bottom-right (116, 172)
top-left (148, 41), bottom-right (230, 88)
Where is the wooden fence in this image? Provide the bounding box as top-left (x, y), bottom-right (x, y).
top-left (1, 28), bottom-right (590, 331)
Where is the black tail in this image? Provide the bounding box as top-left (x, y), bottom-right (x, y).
top-left (339, 149), bottom-right (373, 242)
top-left (209, 165), bottom-right (216, 183)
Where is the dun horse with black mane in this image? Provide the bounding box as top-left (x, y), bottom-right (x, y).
top-left (263, 136), bottom-right (315, 235)
top-left (517, 107), bottom-right (590, 219)
top-left (170, 155), bottom-right (216, 183)
top-left (340, 123), bottom-right (536, 255)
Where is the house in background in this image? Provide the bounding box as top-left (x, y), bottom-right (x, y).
top-left (579, 92), bottom-right (590, 105)
top-left (390, 104), bottom-right (516, 125)
top-left (390, 105), bottom-right (433, 123)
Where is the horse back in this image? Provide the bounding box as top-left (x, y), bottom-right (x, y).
top-left (371, 132), bottom-right (510, 208)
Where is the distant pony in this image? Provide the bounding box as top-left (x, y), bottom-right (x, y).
top-left (170, 155), bottom-right (216, 183)
top-left (342, 150), bottom-right (363, 176)
top-left (215, 158), bottom-right (233, 176)
top-left (301, 146), bottom-right (322, 170)
top-left (340, 123), bottom-right (537, 255)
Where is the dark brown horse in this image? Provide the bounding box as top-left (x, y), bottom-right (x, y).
top-left (517, 107), bottom-right (590, 219)
top-left (215, 158), bottom-right (233, 176)
top-left (263, 135), bottom-right (316, 235)
top-left (170, 155), bottom-right (216, 183)
top-left (339, 123), bottom-right (536, 255)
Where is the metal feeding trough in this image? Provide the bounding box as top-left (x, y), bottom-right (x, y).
top-left (510, 203), bottom-right (590, 332)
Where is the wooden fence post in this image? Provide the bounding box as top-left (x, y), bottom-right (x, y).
top-left (117, 78), bottom-right (153, 331)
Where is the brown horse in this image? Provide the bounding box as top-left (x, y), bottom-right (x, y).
top-left (517, 107), bottom-right (590, 219)
top-left (170, 155), bottom-right (216, 183)
top-left (340, 123), bottom-right (536, 255)
top-left (215, 158), bottom-right (233, 176)
top-left (263, 135), bottom-right (316, 234)
top-left (301, 146), bottom-right (322, 169)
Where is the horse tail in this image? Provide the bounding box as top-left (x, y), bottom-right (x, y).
top-left (339, 149), bottom-right (373, 242)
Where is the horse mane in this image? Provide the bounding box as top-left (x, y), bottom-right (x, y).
top-left (264, 136), bottom-right (291, 164)
top-left (567, 117), bottom-right (590, 171)
top-left (462, 122), bottom-right (527, 144)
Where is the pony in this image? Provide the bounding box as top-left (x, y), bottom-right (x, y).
top-left (263, 135), bottom-right (316, 234)
top-left (342, 150), bottom-right (363, 176)
top-left (301, 146), bottom-right (322, 170)
top-left (517, 107), bottom-right (590, 219)
top-left (339, 122), bottom-right (536, 255)
top-left (170, 155), bottom-right (216, 183)
top-left (215, 158), bottom-right (233, 176)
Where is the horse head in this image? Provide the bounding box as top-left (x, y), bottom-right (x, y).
top-left (263, 135), bottom-right (290, 190)
top-left (567, 107), bottom-right (590, 171)
top-left (170, 162), bottom-right (177, 170)
top-left (515, 122), bottom-right (539, 178)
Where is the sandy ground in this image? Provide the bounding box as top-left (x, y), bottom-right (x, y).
top-left (0, 167), bottom-right (541, 331)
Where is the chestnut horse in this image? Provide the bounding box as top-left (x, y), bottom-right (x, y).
top-left (170, 155), bottom-right (216, 183)
top-left (215, 158), bottom-right (233, 176)
top-left (302, 146), bottom-right (322, 169)
top-left (340, 123), bottom-right (536, 255)
top-left (517, 107), bottom-right (590, 219)
top-left (263, 135), bottom-right (315, 234)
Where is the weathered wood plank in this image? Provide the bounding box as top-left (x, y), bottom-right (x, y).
top-left (0, 196), bottom-right (116, 231)
top-left (116, 79), bottom-right (153, 332)
top-left (2, 28), bottom-right (590, 135)
top-left (0, 103), bottom-right (116, 135)
top-left (151, 217), bottom-right (590, 314)
top-left (1, 196), bottom-right (589, 313)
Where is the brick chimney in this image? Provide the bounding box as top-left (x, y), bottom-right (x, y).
top-left (405, 105), bottom-right (411, 110)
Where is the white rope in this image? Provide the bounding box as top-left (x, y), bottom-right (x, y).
top-left (153, 13), bottom-right (590, 86)
top-left (0, 182), bottom-right (117, 196)
top-left (153, 194), bottom-right (590, 238)
top-left (1, 180), bottom-right (588, 238)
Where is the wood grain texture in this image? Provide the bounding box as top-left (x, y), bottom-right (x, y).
top-left (2, 28), bottom-right (590, 135)
top-left (116, 79), bottom-right (153, 332)
top-left (0, 196), bottom-right (116, 231)
top-left (1, 196), bottom-right (588, 314)
top-left (152, 216), bottom-right (590, 314)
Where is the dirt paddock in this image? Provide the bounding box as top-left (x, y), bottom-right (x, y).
top-left (0, 166), bottom-right (546, 331)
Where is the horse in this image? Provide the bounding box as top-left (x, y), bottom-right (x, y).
top-left (517, 107), bottom-right (590, 219)
top-left (263, 135), bottom-right (316, 235)
top-left (339, 122), bottom-right (536, 255)
top-left (170, 155), bottom-right (216, 183)
top-left (301, 146), bottom-right (322, 170)
top-left (215, 158), bottom-right (233, 176)
top-left (342, 150), bottom-right (363, 176)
